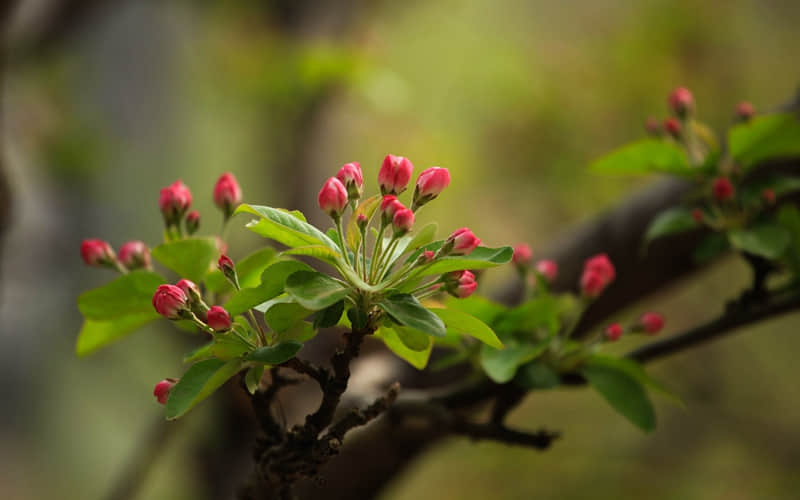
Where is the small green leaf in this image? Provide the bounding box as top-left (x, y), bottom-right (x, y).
top-left (728, 224), bottom-right (791, 259)
top-left (224, 260), bottom-right (312, 316)
top-left (236, 204), bottom-right (338, 250)
top-left (515, 361), bottom-right (561, 390)
top-left (183, 341), bottom-right (215, 363)
top-left (729, 113), bottom-right (800, 170)
top-left (78, 270), bottom-right (166, 319)
top-left (581, 362), bottom-right (656, 432)
top-left (244, 365), bottom-right (265, 394)
top-left (693, 232), bottom-right (729, 264)
top-left (589, 139), bottom-right (692, 176)
top-left (247, 341), bottom-right (303, 364)
top-left (165, 359), bottom-right (244, 420)
top-left (589, 355), bottom-right (684, 408)
top-left (152, 237), bottom-right (220, 283)
top-left (379, 294), bottom-right (446, 337)
top-left (75, 312), bottom-right (158, 356)
top-left (285, 271), bottom-right (350, 311)
top-left (375, 327), bottom-right (433, 369)
top-left (346, 194), bottom-right (381, 251)
top-left (415, 246), bottom-right (514, 277)
top-left (430, 307), bottom-right (503, 349)
top-left (480, 340), bottom-right (550, 383)
top-left (644, 207), bottom-right (698, 243)
top-left (313, 300), bottom-right (344, 329)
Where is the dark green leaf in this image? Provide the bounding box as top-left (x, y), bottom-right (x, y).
top-left (515, 361), bottom-right (561, 390)
top-left (777, 205), bottom-right (800, 275)
top-left (247, 341), bottom-right (303, 364)
top-left (183, 341), bottom-right (215, 363)
top-left (264, 299), bottom-right (312, 333)
top-left (644, 208), bottom-right (698, 243)
top-left (78, 270), bottom-right (165, 319)
top-left (375, 327), bottom-right (433, 369)
top-left (728, 224), bottom-right (791, 259)
top-left (244, 365), bottom-right (265, 395)
top-left (430, 307), bottom-right (503, 349)
top-left (165, 359), bottom-right (244, 420)
top-left (480, 340), bottom-right (550, 383)
top-left (693, 232), bottom-right (729, 264)
top-left (379, 294), bottom-right (446, 337)
top-left (313, 300), bottom-right (344, 329)
top-left (286, 271), bottom-right (350, 311)
top-left (589, 139), bottom-right (692, 176)
top-left (580, 363), bottom-right (656, 432)
top-left (588, 355), bottom-right (684, 407)
top-left (75, 312), bottom-right (158, 356)
top-left (152, 237), bottom-right (220, 283)
top-left (224, 260), bottom-right (312, 316)
top-left (236, 204), bottom-right (339, 251)
top-left (729, 113), bottom-right (800, 170)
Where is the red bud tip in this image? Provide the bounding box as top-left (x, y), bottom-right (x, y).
top-left (186, 211), bottom-right (201, 235)
top-left (580, 253), bottom-right (615, 298)
top-left (336, 162), bottom-right (364, 200)
top-left (153, 379), bottom-right (176, 405)
top-left (206, 306), bottom-right (232, 332)
top-left (378, 154), bottom-right (414, 195)
top-left (392, 208), bottom-right (415, 234)
top-left (668, 87), bottom-right (694, 117)
top-left (413, 167), bottom-right (450, 209)
top-left (735, 101), bottom-right (755, 121)
top-left (176, 279), bottom-right (200, 297)
top-left (447, 228), bottom-right (481, 256)
top-left (712, 177), bottom-right (734, 202)
top-left (762, 188), bottom-right (776, 205)
top-left (512, 244), bottom-right (533, 266)
top-left (317, 177), bottom-right (349, 218)
top-left (80, 239), bottom-right (116, 267)
top-left (118, 240), bottom-right (150, 270)
top-left (640, 312), bottom-right (664, 334)
top-left (158, 180), bottom-right (192, 226)
top-left (423, 250), bottom-right (435, 262)
top-left (535, 260), bottom-right (558, 283)
top-left (152, 284), bottom-right (189, 319)
top-left (213, 173), bottom-right (242, 217)
top-left (663, 117), bottom-right (682, 139)
top-left (445, 270), bottom-right (478, 298)
top-left (218, 254), bottom-right (234, 273)
top-left (604, 323), bottom-right (623, 341)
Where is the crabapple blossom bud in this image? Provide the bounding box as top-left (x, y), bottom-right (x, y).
top-left (422, 250), bottom-right (435, 262)
top-left (318, 177), bottom-right (348, 218)
top-left (185, 211), bottom-right (200, 235)
top-left (206, 306), bottom-right (232, 332)
top-left (712, 176), bottom-right (734, 202)
top-left (378, 154), bottom-right (413, 195)
top-left (762, 188), bottom-right (776, 205)
top-left (664, 117), bottom-right (682, 139)
top-left (392, 208), bottom-right (415, 235)
top-left (445, 270), bottom-right (478, 299)
top-left (444, 227), bottom-right (481, 256)
top-left (639, 312), bottom-right (664, 334)
top-left (218, 254), bottom-right (238, 287)
top-left (691, 208), bottom-right (704, 223)
top-left (213, 173), bottom-right (242, 219)
top-left (118, 240), bottom-right (150, 270)
top-left (644, 117), bottom-right (661, 135)
top-left (580, 253), bottom-right (616, 298)
top-left (535, 260), bottom-right (558, 283)
top-left (152, 284), bottom-right (189, 319)
top-left (604, 323), bottom-right (623, 342)
top-left (668, 87), bottom-right (694, 117)
top-left (356, 213), bottom-right (368, 231)
top-left (153, 378), bottom-right (176, 405)
top-left (412, 167), bottom-right (450, 210)
top-left (580, 270), bottom-right (606, 298)
top-left (735, 101), bottom-right (755, 121)
top-left (159, 180), bottom-right (192, 226)
top-left (380, 195), bottom-right (405, 226)
top-left (512, 244), bottom-right (533, 266)
top-left (80, 239), bottom-right (116, 267)
top-left (336, 162), bottom-right (364, 201)
top-left (176, 279), bottom-right (201, 302)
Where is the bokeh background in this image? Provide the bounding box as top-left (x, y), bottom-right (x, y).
top-left (2, 1), bottom-right (800, 499)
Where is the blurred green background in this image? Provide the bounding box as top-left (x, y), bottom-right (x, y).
top-left (2, 1), bottom-right (799, 499)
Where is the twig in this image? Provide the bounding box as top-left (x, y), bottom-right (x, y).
top-left (324, 382), bottom-right (401, 442)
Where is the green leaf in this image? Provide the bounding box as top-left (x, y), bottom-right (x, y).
top-left (165, 359), bottom-right (244, 420)
top-left (313, 300), bottom-right (344, 329)
top-left (375, 327), bottom-right (433, 369)
top-left (224, 260), bottom-right (312, 317)
top-left (247, 341), bottom-right (303, 364)
top-left (480, 340), bottom-right (550, 383)
top-left (210, 334), bottom-right (251, 361)
top-left (236, 204), bottom-right (339, 250)
top-left (183, 341), bottom-right (215, 363)
top-left (644, 208), bottom-right (698, 243)
top-left (152, 237), bottom-right (220, 283)
top-left (282, 245), bottom-right (342, 267)
top-left (78, 270), bottom-right (165, 319)
top-left (381, 222), bottom-right (440, 272)
top-left (393, 326), bottom-right (431, 351)
top-left (244, 365), bottom-right (265, 395)
top-left (415, 246), bottom-right (514, 277)
top-left (729, 113), bottom-right (800, 170)
top-left (777, 205), bottom-right (800, 275)
top-left (75, 312), bottom-right (158, 356)
top-left (379, 294), bottom-right (447, 337)
top-left (580, 363), bottom-right (656, 432)
top-left (728, 224), bottom-right (791, 259)
top-left (693, 232), bottom-right (729, 264)
top-left (494, 296), bottom-right (561, 337)
top-left (278, 321), bottom-right (317, 343)
top-left (741, 176), bottom-right (800, 205)
top-left (515, 361), bottom-right (561, 390)
top-left (443, 295), bottom-right (506, 325)
top-left (430, 307), bottom-right (503, 349)
top-left (588, 355), bottom-right (684, 408)
top-left (346, 194), bottom-right (381, 251)
top-left (264, 299), bottom-right (312, 333)
top-left (589, 139), bottom-right (692, 176)
top-left (285, 270), bottom-right (350, 311)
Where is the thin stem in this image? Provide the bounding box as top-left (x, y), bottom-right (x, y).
top-left (369, 221), bottom-right (388, 283)
top-left (335, 217), bottom-right (351, 268)
top-left (375, 235), bottom-right (401, 282)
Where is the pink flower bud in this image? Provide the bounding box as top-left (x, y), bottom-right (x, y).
top-left (317, 177), bottom-right (349, 218)
top-left (118, 240), bottom-right (150, 270)
top-left (213, 172), bottom-right (242, 218)
top-left (447, 227), bottom-right (481, 256)
top-left (423, 250), bottom-right (435, 262)
top-left (356, 213), bottom-right (368, 231)
top-left (668, 86), bottom-right (694, 117)
top-left (512, 244), bottom-right (533, 266)
top-left (445, 270), bottom-right (478, 299)
top-left (380, 195), bottom-right (406, 225)
top-left (712, 176), bottom-right (734, 202)
top-left (691, 208), bottom-right (704, 223)
top-left (378, 154), bottom-right (413, 195)
top-left (535, 260), bottom-right (558, 283)
top-left (159, 180), bottom-right (192, 226)
top-left (392, 208), bottom-right (415, 235)
top-left (152, 284), bottom-right (189, 319)
top-left (639, 312), bottom-right (664, 334)
top-left (413, 167), bottom-right (450, 209)
top-left (206, 305), bottom-right (232, 332)
top-left (186, 211), bottom-right (200, 235)
top-left (176, 279), bottom-right (200, 299)
top-left (735, 101), bottom-right (754, 121)
top-left (762, 188), bottom-right (776, 205)
top-left (218, 254), bottom-right (238, 287)
top-left (583, 253), bottom-right (616, 284)
top-left (336, 162), bottom-right (364, 200)
top-left (80, 239), bottom-right (116, 267)
top-left (580, 269), bottom-right (606, 298)
top-left (644, 117), bottom-right (661, 135)
top-left (153, 378), bottom-right (176, 405)
top-left (663, 117), bottom-right (681, 139)
top-left (604, 323), bottom-right (623, 342)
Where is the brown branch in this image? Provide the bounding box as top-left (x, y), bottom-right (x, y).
top-left (324, 382), bottom-right (401, 442)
